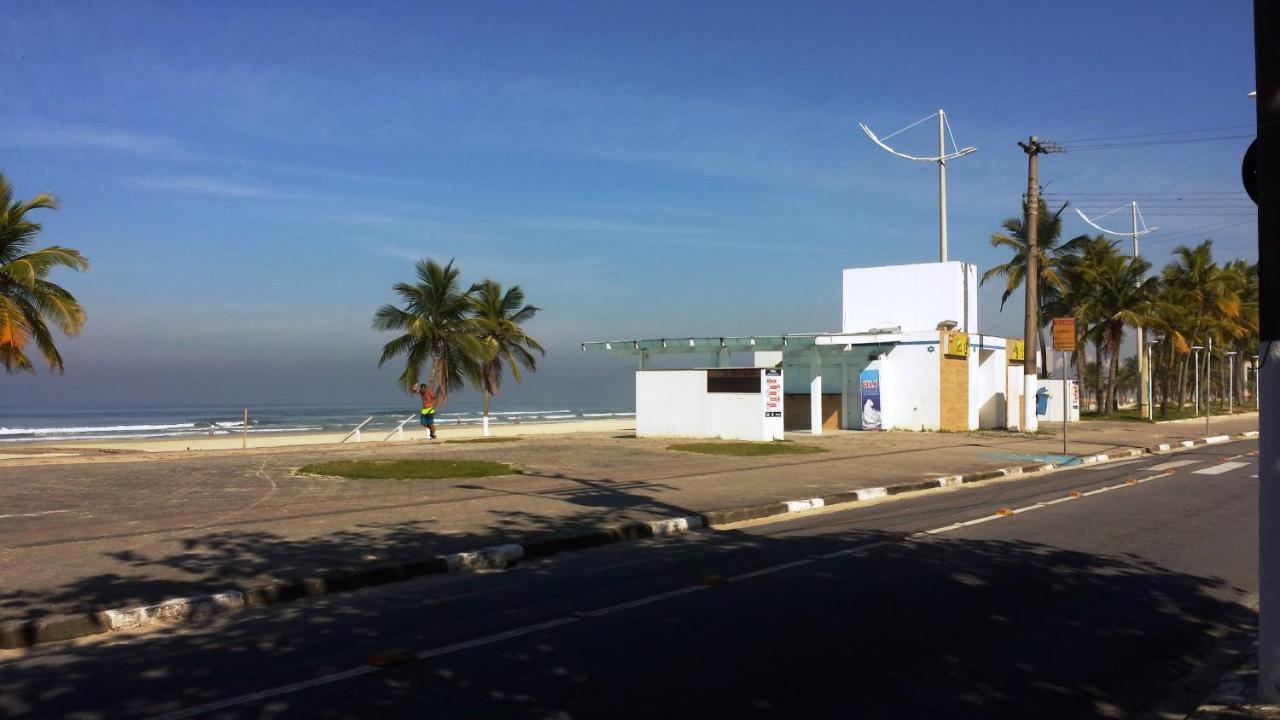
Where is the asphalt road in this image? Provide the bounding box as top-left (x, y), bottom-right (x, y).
top-left (0, 439), bottom-right (1259, 720)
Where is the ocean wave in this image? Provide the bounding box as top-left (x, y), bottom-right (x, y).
top-left (0, 425), bottom-right (326, 442)
top-left (0, 423), bottom-right (196, 436)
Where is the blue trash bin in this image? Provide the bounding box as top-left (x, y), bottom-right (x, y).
top-left (1036, 387), bottom-right (1050, 416)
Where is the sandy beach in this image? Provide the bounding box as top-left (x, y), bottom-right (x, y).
top-left (0, 417), bottom-right (635, 456)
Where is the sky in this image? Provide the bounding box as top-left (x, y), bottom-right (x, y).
top-left (0, 0), bottom-right (1259, 411)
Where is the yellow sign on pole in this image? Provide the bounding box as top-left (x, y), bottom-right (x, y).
top-left (1052, 317), bottom-right (1076, 352)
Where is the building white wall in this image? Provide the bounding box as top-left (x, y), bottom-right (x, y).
top-left (636, 370), bottom-right (705, 438)
top-left (753, 351), bottom-right (783, 368)
top-left (635, 369), bottom-right (784, 441)
top-left (1006, 365), bottom-right (1025, 430)
top-left (1036, 379), bottom-right (1080, 423)
top-left (974, 337), bottom-right (1008, 430)
top-left (880, 342), bottom-right (940, 431)
top-left (842, 261), bottom-right (978, 335)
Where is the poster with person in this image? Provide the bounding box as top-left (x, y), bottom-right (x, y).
top-left (860, 363), bottom-right (882, 431)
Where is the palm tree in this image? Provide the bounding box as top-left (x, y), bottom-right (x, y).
top-left (1078, 253), bottom-right (1159, 414)
top-left (468, 280), bottom-right (544, 434)
top-left (374, 258), bottom-right (483, 400)
top-left (1223, 259), bottom-right (1259, 408)
top-left (982, 198), bottom-right (1076, 374)
top-left (1047, 234), bottom-right (1118, 409)
top-left (0, 172), bottom-right (89, 373)
top-left (1160, 241), bottom-right (1245, 408)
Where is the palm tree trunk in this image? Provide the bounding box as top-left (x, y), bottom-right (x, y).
top-left (1160, 342), bottom-right (1174, 416)
top-left (1219, 359), bottom-right (1228, 413)
top-left (1104, 327), bottom-right (1122, 415)
top-left (1039, 326), bottom-right (1048, 379)
top-left (1176, 352), bottom-right (1188, 409)
top-left (1094, 337), bottom-right (1106, 411)
top-left (482, 390), bottom-right (491, 437)
top-left (1074, 335), bottom-right (1086, 413)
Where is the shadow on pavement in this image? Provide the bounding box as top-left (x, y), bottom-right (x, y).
top-left (0, 514), bottom-right (1256, 719)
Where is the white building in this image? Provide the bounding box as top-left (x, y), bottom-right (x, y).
top-left (584, 260), bottom-right (1063, 437)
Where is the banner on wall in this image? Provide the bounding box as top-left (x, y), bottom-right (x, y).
top-left (763, 368), bottom-right (782, 418)
top-left (859, 365), bottom-right (882, 431)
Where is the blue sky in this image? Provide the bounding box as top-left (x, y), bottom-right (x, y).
top-left (0, 1), bottom-right (1258, 409)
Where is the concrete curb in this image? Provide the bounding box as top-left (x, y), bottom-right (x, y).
top-left (0, 429), bottom-right (1257, 650)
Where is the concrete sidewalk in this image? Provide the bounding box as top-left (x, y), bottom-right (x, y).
top-left (0, 414), bottom-right (1257, 625)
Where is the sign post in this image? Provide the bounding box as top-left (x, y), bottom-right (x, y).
top-left (1052, 318), bottom-right (1076, 455)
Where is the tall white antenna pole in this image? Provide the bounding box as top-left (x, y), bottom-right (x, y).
top-left (939, 109), bottom-right (948, 262)
top-left (1075, 203), bottom-right (1159, 418)
top-left (860, 110), bottom-right (976, 264)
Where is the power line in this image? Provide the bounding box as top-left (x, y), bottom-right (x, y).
top-left (1137, 219), bottom-right (1257, 244)
top-left (1065, 134), bottom-right (1254, 151)
top-left (1044, 191), bottom-right (1243, 195)
top-left (1054, 124), bottom-right (1254, 144)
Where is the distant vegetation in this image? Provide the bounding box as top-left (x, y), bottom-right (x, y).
top-left (667, 441), bottom-right (826, 456)
top-left (985, 199), bottom-right (1257, 417)
top-left (374, 258), bottom-right (544, 423)
top-left (297, 459), bottom-right (519, 480)
top-left (0, 172), bottom-right (89, 373)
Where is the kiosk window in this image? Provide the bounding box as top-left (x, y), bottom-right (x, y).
top-left (707, 368), bottom-right (759, 393)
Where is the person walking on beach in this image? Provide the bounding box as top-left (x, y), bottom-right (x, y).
top-left (413, 383), bottom-right (438, 440)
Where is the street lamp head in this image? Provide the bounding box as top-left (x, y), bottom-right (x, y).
top-left (1192, 345), bottom-right (1204, 350)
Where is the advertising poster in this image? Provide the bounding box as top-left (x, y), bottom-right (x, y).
top-left (859, 366), bottom-right (882, 431)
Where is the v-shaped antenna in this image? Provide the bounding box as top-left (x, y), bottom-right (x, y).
top-left (860, 109), bottom-right (977, 262)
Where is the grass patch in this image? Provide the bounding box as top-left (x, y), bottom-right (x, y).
top-left (447, 437), bottom-right (521, 444)
top-left (297, 459), bottom-right (519, 480)
top-left (666, 441), bottom-right (825, 457)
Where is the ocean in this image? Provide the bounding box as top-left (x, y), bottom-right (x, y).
top-left (0, 402), bottom-right (636, 443)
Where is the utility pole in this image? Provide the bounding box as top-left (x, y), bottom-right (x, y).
top-left (939, 110), bottom-right (949, 262)
top-left (1022, 139), bottom-right (1041, 432)
top-left (1132, 202), bottom-right (1149, 419)
top-left (1017, 137), bottom-right (1062, 432)
top-left (1257, 0), bottom-right (1280, 698)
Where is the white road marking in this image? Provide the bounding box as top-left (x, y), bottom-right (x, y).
top-left (1193, 462), bottom-right (1250, 476)
top-left (582, 586), bottom-right (707, 618)
top-left (0, 509), bottom-right (72, 520)
top-left (147, 666), bottom-right (378, 720)
top-left (1149, 460), bottom-right (1200, 471)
